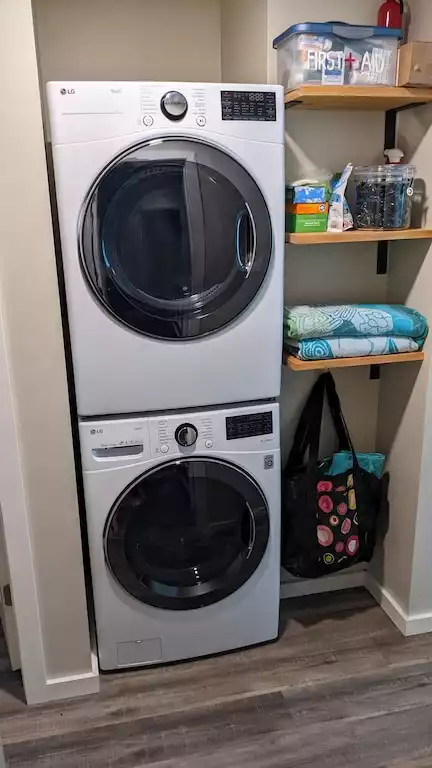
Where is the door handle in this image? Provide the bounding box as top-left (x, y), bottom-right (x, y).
top-left (235, 204), bottom-right (257, 278)
top-left (3, 584), bottom-right (12, 608)
top-left (245, 503), bottom-right (256, 559)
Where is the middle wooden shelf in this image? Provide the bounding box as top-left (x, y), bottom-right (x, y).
top-left (286, 229), bottom-right (432, 245)
top-left (284, 351), bottom-right (425, 371)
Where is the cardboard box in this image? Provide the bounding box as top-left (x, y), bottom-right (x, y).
top-left (286, 213), bottom-right (328, 234)
top-left (398, 42), bottom-right (432, 87)
top-left (287, 203), bottom-right (329, 215)
top-left (286, 183), bottom-right (328, 204)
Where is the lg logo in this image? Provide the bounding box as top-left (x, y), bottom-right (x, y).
top-left (60, 88), bottom-right (75, 95)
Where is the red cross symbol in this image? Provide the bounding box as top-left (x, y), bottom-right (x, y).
top-left (344, 52), bottom-right (357, 70)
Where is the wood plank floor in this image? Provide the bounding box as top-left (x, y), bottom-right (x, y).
top-left (2, 589), bottom-right (432, 767)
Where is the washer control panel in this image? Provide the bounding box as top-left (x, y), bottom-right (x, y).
top-left (152, 416), bottom-right (213, 457)
top-left (79, 420), bottom-right (150, 469)
top-left (79, 405), bottom-right (279, 470)
top-left (226, 411), bottom-right (273, 441)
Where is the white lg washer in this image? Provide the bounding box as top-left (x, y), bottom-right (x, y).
top-left (79, 402), bottom-right (280, 670)
top-left (47, 82), bottom-right (285, 417)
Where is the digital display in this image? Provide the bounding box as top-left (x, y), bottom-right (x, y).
top-left (226, 412), bottom-right (273, 441)
top-left (221, 91), bottom-right (277, 121)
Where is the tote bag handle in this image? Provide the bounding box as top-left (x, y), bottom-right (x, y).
top-left (287, 373), bottom-right (359, 472)
top-left (287, 375), bottom-right (326, 471)
top-left (323, 373), bottom-right (360, 470)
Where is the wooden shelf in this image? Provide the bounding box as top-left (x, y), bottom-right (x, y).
top-left (284, 85), bottom-right (432, 111)
top-left (284, 352), bottom-right (425, 371)
top-left (286, 229), bottom-right (432, 245)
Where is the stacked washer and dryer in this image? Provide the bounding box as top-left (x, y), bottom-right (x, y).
top-left (47, 81), bottom-right (285, 671)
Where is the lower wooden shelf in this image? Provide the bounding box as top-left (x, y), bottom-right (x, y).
top-left (285, 229), bottom-right (432, 245)
top-left (284, 351), bottom-right (425, 371)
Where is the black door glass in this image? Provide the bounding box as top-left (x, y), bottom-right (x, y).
top-left (104, 458), bottom-right (270, 610)
top-left (79, 139), bottom-right (272, 339)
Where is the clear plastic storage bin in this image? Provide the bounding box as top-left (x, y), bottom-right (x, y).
top-left (353, 164), bottom-right (416, 230)
top-left (273, 22), bottom-right (402, 92)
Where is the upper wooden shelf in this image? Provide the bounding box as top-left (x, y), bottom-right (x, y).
top-left (286, 229), bottom-right (432, 245)
top-left (284, 85), bottom-right (432, 111)
top-left (284, 351), bottom-right (425, 371)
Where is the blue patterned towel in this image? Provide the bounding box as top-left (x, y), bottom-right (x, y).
top-left (284, 305), bottom-right (428, 343)
top-left (325, 451), bottom-right (386, 479)
top-left (287, 336), bottom-right (423, 361)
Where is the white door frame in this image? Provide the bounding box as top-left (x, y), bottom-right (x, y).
top-left (0, 505), bottom-right (21, 671)
top-left (0, 283), bottom-right (99, 703)
top-left (0, 0), bottom-right (99, 705)
top-left (0, 290), bottom-right (49, 701)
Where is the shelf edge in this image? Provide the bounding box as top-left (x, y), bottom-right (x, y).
top-left (284, 352), bottom-right (425, 371)
top-left (285, 230), bottom-right (432, 245)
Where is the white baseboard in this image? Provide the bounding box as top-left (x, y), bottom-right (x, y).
top-left (280, 570), bottom-right (432, 638)
top-left (404, 614), bottom-right (432, 636)
top-left (26, 650), bottom-right (99, 705)
top-left (366, 575), bottom-right (432, 637)
top-left (280, 566), bottom-right (367, 600)
top-left (365, 575), bottom-right (408, 635)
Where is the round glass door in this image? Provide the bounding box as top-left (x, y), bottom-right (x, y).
top-left (104, 458), bottom-right (270, 610)
top-left (79, 138), bottom-right (272, 339)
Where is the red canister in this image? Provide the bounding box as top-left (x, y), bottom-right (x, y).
top-left (378, 0), bottom-right (403, 29)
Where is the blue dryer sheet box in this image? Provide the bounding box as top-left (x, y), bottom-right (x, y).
top-left (286, 183), bottom-right (328, 204)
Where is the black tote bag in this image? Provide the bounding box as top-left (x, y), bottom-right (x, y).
top-left (282, 373), bottom-right (388, 579)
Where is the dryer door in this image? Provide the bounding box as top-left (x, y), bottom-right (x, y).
top-left (104, 457), bottom-right (270, 610)
top-left (79, 138), bottom-right (272, 339)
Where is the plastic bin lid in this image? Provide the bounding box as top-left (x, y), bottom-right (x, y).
top-left (354, 164), bottom-right (416, 180)
top-left (273, 21), bottom-right (403, 49)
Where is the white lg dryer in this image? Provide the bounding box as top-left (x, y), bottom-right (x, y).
top-left (79, 402), bottom-right (280, 670)
top-left (47, 82), bottom-right (285, 417)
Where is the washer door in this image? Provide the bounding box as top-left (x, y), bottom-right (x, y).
top-left (104, 457), bottom-right (270, 610)
top-left (79, 138), bottom-right (272, 339)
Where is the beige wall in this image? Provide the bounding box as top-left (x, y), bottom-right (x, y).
top-left (375, 357), bottom-right (428, 613)
top-left (403, 0), bottom-right (432, 619)
top-left (221, 0), bottom-right (267, 83)
top-left (33, 0), bottom-right (222, 86)
top-left (375, 0), bottom-right (432, 616)
top-left (0, 0), bottom-right (94, 683)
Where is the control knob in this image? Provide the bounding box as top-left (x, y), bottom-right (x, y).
top-left (161, 91), bottom-right (188, 121)
top-left (175, 423), bottom-right (198, 448)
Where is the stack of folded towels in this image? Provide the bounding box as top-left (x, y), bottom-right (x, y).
top-left (284, 304), bottom-right (428, 361)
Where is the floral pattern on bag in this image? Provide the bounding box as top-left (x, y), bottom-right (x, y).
top-left (317, 478), bottom-right (360, 567)
top-left (318, 495), bottom-right (334, 513)
top-left (317, 480), bottom-right (333, 492)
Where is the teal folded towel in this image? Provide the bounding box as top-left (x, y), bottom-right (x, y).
top-left (287, 336), bottom-right (423, 361)
top-left (284, 304), bottom-right (428, 344)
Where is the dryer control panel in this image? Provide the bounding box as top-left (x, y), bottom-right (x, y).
top-left (47, 81), bottom-right (284, 146)
top-left (221, 91), bottom-right (277, 122)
